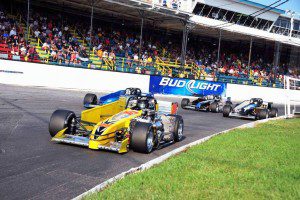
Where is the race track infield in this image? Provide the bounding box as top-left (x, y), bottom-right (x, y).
top-left (0, 84), bottom-right (284, 200)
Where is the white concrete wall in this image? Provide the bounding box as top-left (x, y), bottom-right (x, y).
top-left (0, 59), bottom-right (299, 104)
top-left (0, 59), bottom-right (150, 93)
top-left (227, 83), bottom-right (299, 104)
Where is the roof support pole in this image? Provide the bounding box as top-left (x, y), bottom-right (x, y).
top-left (138, 11), bottom-right (144, 67)
top-left (180, 20), bottom-right (188, 68)
top-left (26, 0), bottom-right (30, 44)
top-left (289, 14), bottom-right (294, 38)
top-left (217, 29), bottom-right (222, 63)
top-left (273, 41), bottom-right (281, 68)
top-left (89, 0), bottom-right (94, 58)
top-left (248, 37), bottom-right (253, 68)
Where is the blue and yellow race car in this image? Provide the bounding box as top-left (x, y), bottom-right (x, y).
top-left (49, 96), bottom-right (182, 153)
top-left (83, 88), bottom-right (153, 108)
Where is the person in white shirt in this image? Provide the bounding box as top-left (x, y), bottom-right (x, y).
top-left (9, 28), bottom-right (16, 36)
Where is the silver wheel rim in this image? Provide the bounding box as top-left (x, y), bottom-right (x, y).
top-left (177, 122), bottom-right (183, 139)
top-left (216, 105), bottom-right (219, 112)
top-left (147, 130), bottom-right (154, 152)
top-left (275, 112), bottom-right (278, 117)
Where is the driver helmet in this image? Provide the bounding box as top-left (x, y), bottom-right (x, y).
top-left (125, 89), bottom-right (131, 95)
top-left (137, 100), bottom-right (148, 110)
top-left (206, 95), bottom-right (213, 100)
top-left (148, 98), bottom-right (157, 110)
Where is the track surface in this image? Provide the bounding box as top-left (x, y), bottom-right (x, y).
top-left (0, 84), bottom-right (283, 200)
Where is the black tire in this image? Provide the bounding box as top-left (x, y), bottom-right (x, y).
top-left (223, 105), bottom-right (232, 117)
top-left (83, 93), bottom-right (97, 106)
top-left (181, 98), bottom-right (190, 109)
top-left (49, 110), bottom-right (76, 137)
top-left (210, 102), bottom-right (219, 113)
top-left (269, 108), bottom-right (278, 118)
top-left (257, 109), bottom-right (268, 120)
top-left (168, 115), bottom-right (184, 142)
top-left (130, 122), bottom-right (154, 153)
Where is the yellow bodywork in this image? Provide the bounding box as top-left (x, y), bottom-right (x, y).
top-left (81, 97), bottom-right (127, 124)
top-left (52, 97), bottom-right (142, 153)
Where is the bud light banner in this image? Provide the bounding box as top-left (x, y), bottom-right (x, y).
top-left (149, 76), bottom-right (227, 96)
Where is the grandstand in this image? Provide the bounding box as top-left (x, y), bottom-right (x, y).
top-left (0, 0), bottom-right (299, 88)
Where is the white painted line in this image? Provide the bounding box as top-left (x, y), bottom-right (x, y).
top-left (73, 116), bottom-right (285, 200)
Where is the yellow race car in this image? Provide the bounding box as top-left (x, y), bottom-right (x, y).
top-left (49, 96), bottom-right (183, 153)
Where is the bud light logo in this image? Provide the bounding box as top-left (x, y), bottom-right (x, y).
top-left (149, 76), bottom-right (227, 96)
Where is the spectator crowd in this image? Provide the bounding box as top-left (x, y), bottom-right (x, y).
top-left (0, 4), bottom-right (299, 87)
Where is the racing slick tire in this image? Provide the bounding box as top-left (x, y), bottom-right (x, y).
top-left (167, 115), bottom-right (184, 142)
top-left (49, 110), bottom-right (76, 137)
top-left (83, 93), bottom-right (97, 107)
top-left (257, 109), bottom-right (268, 120)
top-left (210, 102), bottom-right (219, 113)
top-left (130, 122), bottom-right (154, 153)
top-left (269, 108), bottom-right (278, 118)
top-left (181, 98), bottom-right (190, 109)
top-left (223, 105), bottom-right (232, 117)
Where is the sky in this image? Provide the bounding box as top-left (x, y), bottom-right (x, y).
top-left (251, 0), bottom-right (300, 13)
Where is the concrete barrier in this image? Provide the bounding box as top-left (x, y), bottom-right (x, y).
top-left (0, 59), bottom-right (150, 92)
top-left (0, 59), bottom-right (299, 104)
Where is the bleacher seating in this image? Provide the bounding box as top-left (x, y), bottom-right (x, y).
top-left (0, 5), bottom-right (298, 89)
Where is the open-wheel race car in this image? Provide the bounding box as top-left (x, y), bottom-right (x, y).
top-left (83, 88), bottom-right (153, 108)
top-left (223, 98), bottom-right (278, 120)
top-left (49, 95), bottom-right (183, 153)
top-left (181, 95), bottom-right (232, 113)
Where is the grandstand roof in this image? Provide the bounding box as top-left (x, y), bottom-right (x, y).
top-left (32, 0), bottom-right (190, 22)
top-left (239, 0), bottom-right (285, 14)
top-left (22, 0), bottom-right (300, 47)
top-left (28, 0), bottom-right (256, 41)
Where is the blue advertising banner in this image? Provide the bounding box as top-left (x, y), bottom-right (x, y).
top-left (149, 76), bottom-right (227, 96)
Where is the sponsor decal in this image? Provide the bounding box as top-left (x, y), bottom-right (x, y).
top-left (149, 76), bottom-right (227, 96)
top-left (0, 70), bottom-right (23, 74)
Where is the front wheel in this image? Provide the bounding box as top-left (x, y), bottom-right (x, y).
top-left (130, 122), bottom-right (154, 153)
top-left (49, 110), bottom-right (76, 137)
top-left (181, 98), bottom-right (190, 109)
top-left (257, 109), bottom-right (268, 120)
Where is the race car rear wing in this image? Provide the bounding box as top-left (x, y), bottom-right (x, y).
top-left (157, 101), bottom-right (178, 115)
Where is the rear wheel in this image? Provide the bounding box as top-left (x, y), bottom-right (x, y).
top-left (170, 115), bottom-right (184, 142)
top-left (181, 98), bottom-right (190, 109)
top-left (130, 122), bottom-right (154, 153)
top-left (210, 102), bottom-right (219, 113)
top-left (83, 93), bottom-right (97, 107)
top-left (269, 108), bottom-right (278, 118)
top-left (49, 110), bottom-right (76, 137)
top-left (223, 105), bottom-right (232, 117)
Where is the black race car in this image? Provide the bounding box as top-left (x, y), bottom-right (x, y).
top-left (223, 98), bottom-right (278, 120)
top-left (181, 95), bottom-right (232, 113)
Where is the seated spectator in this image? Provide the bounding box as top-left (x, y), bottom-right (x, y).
top-left (11, 44), bottom-right (19, 55)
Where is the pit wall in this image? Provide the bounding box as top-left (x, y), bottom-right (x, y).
top-left (0, 59), bottom-right (299, 104)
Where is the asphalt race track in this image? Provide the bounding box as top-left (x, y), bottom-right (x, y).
top-left (0, 84), bottom-right (284, 200)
